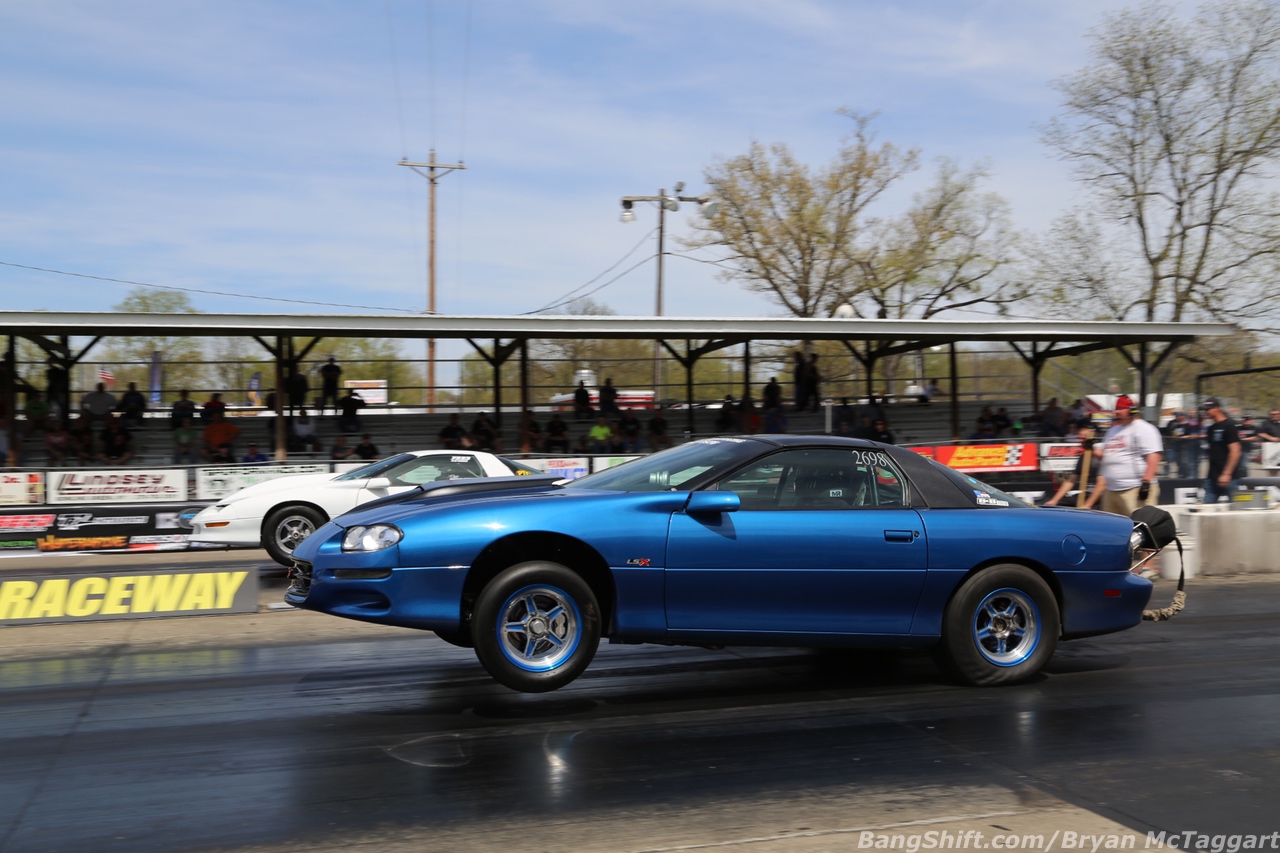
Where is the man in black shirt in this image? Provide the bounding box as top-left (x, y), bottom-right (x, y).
top-left (1202, 399), bottom-right (1241, 503)
top-left (1257, 408), bottom-right (1280, 472)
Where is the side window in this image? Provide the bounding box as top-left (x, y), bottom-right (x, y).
top-left (391, 455), bottom-right (485, 485)
top-left (714, 448), bottom-right (908, 509)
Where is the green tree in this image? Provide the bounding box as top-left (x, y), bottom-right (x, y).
top-left (686, 112), bottom-right (1022, 320)
top-left (93, 289), bottom-right (206, 400)
top-left (1038, 0), bottom-right (1280, 327)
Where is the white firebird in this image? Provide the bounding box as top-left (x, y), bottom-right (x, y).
top-left (190, 450), bottom-right (541, 565)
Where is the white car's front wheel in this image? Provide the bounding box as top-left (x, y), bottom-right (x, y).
top-left (263, 505), bottom-right (327, 566)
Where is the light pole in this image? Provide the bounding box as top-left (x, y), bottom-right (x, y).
top-left (619, 183), bottom-right (720, 400)
top-left (399, 152), bottom-right (466, 411)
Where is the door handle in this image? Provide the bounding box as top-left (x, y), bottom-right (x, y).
top-left (884, 529), bottom-right (917, 543)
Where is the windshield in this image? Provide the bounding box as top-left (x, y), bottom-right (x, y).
top-left (333, 454), bottom-right (415, 481)
top-left (564, 438), bottom-right (764, 492)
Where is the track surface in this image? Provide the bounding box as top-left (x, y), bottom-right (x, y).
top-left (2, 560), bottom-right (1278, 853)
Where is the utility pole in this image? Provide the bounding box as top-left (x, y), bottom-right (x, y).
top-left (399, 152), bottom-right (466, 411)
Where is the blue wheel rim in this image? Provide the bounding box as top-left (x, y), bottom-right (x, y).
top-left (495, 583), bottom-right (582, 672)
top-left (972, 587), bottom-right (1040, 667)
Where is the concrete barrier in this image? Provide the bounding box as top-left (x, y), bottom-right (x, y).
top-left (1161, 504), bottom-right (1280, 577)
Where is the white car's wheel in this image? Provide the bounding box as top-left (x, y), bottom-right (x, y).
top-left (263, 505), bottom-right (326, 566)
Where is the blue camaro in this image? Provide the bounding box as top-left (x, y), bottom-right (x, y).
top-left (286, 436), bottom-right (1155, 692)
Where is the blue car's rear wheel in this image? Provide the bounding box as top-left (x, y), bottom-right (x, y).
top-left (472, 562), bottom-right (600, 693)
top-left (938, 564), bottom-right (1059, 686)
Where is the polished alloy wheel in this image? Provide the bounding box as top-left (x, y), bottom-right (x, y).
top-left (972, 587), bottom-right (1040, 666)
top-left (496, 584), bottom-right (581, 672)
top-left (275, 515), bottom-right (317, 554)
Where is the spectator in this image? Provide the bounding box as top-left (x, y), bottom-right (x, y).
top-left (201, 411), bottom-right (241, 460)
top-left (870, 419), bottom-right (895, 444)
top-left (318, 357), bottom-right (342, 414)
top-left (287, 369), bottom-right (309, 412)
top-left (97, 416), bottom-right (134, 465)
top-left (598, 378), bottom-right (619, 415)
top-left (834, 417), bottom-right (857, 438)
top-left (804, 354), bottom-right (822, 412)
top-left (715, 396), bottom-right (737, 432)
top-left (852, 416), bottom-right (876, 441)
top-left (170, 389), bottom-right (197, 428)
top-left (43, 419), bottom-right (71, 466)
top-left (1164, 411), bottom-right (1198, 478)
top-left (991, 407), bottom-right (1013, 437)
top-left (738, 397), bottom-right (761, 434)
top-left (573, 381), bottom-right (593, 420)
top-left (330, 435), bottom-right (354, 461)
top-left (80, 382), bottom-right (117, 424)
top-left (0, 418), bottom-right (13, 466)
top-left (791, 351), bottom-right (808, 411)
top-left (648, 409), bottom-right (672, 450)
top-left (1092, 394), bottom-right (1163, 515)
top-left (1258, 408), bottom-right (1280, 473)
top-left (1067, 398), bottom-right (1088, 426)
top-left (117, 381), bottom-right (147, 428)
top-left (973, 406), bottom-right (995, 437)
top-left (919, 378), bottom-right (941, 406)
top-left (1038, 397), bottom-right (1066, 437)
top-left (353, 434), bottom-right (380, 460)
top-left (173, 418), bottom-right (200, 465)
top-left (761, 407), bottom-right (788, 434)
top-left (208, 443), bottom-right (236, 464)
top-left (68, 415), bottom-right (96, 465)
top-left (470, 412), bottom-right (499, 452)
top-left (290, 409), bottom-right (323, 453)
top-left (519, 411), bottom-right (544, 453)
top-left (242, 443), bottom-right (270, 465)
top-left (22, 390), bottom-right (50, 436)
top-left (1201, 399), bottom-right (1241, 504)
top-left (763, 377), bottom-right (783, 411)
top-left (617, 409), bottom-right (642, 452)
top-left (587, 416), bottom-right (613, 452)
top-left (201, 392), bottom-right (227, 422)
top-left (546, 414), bottom-right (570, 453)
top-left (1042, 427), bottom-right (1106, 508)
top-left (1239, 415), bottom-right (1260, 462)
top-left (45, 358), bottom-right (69, 420)
top-left (337, 389), bottom-right (365, 432)
top-left (438, 413), bottom-right (469, 449)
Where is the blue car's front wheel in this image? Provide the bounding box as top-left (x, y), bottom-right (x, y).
top-left (938, 564), bottom-right (1060, 686)
top-left (472, 562), bottom-right (600, 693)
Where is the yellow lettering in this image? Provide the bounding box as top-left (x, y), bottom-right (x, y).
top-left (99, 576), bottom-right (136, 615)
top-left (66, 577), bottom-right (107, 617)
top-left (0, 581), bottom-right (38, 619)
top-left (214, 572), bottom-right (248, 608)
top-left (178, 573), bottom-right (216, 610)
top-left (131, 574), bottom-right (189, 613)
top-left (28, 578), bottom-right (69, 619)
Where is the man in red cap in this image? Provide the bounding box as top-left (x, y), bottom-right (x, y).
top-left (1092, 394), bottom-right (1163, 515)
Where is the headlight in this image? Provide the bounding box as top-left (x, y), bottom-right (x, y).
top-left (341, 524), bottom-right (403, 552)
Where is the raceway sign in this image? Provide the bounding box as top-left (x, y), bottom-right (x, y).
top-left (48, 470), bottom-right (188, 504)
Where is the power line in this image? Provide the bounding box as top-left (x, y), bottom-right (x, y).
top-left (0, 260), bottom-right (421, 314)
top-left (522, 227), bottom-right (657, 314)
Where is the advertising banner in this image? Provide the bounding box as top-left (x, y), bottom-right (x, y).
top-left (912, 443), bottom-right (1041, 473)
top-left (196, 464), bottom-right (329, 501)
top-left (592, 455), bottom-right (640, 472)
top-left (46, 470), bottom-right (188, 504)
top-left (523, 457), bottom-right (591, 480)
top-left (1262, 443), bottom-right (1280, 470)
top-left (0, 504), bottom-right (213, 554)
top-left (1040, 443), bottom-right (1084, 474)
top-left (0, 566), bottom-right (258, 625)
top-left (0, 472), bottom-right (45, 505)
top-left (345, 379), bottom-right (387, 405)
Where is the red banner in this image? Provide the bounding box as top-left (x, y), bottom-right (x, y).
top-left (911, 444), bottom-right (1041, 473)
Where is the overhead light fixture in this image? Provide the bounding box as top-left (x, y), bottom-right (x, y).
top-left (699, 197), bottom-right (721, 218)
top-left (661, 197), bottom-right (680, 212)
top-left (620, 200), bottom-right (635, 223)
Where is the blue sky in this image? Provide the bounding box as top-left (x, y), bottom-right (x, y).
top-left (0, 1), bottom-right (1189, 329)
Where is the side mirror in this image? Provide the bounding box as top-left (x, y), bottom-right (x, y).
top-left (685, 491), bottom-right (741, 514)
top-left (365, 477), bottom-right (392, 490)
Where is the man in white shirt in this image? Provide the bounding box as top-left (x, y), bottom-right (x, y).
top-left (1093, 394), bottom-right (1164, 516)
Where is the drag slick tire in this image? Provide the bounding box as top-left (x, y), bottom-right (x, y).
top-left (472, 561), bottom-right (600, 693)
top-left (937, 564), bottom-right (1059, 686)
top-left (263, 505), bottom-right (327, 567)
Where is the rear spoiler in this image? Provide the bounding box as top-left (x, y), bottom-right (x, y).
top-left (355, 474), bottom-right (562, 514)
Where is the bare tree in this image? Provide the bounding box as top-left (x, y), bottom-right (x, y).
top-left (1039, 0), bottom-right (1280, 327)
top-left (686, 111), bottom-right (1020, 320)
